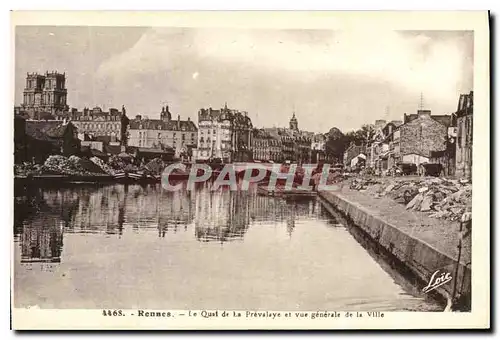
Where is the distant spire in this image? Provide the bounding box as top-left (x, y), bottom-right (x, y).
top-left (224, 102), bottom-right (228, 110)
top-left (419, 92), bottom-right (425, 110)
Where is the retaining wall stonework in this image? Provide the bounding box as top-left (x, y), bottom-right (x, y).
top-left (319, 190), bottom-right (471, 308)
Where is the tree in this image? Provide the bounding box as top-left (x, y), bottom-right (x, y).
top-left (325, 127), bottom-right (345, 163)
top-left (344, 124), bottom-right (375, 147)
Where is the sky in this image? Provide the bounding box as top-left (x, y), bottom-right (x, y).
top-left (15, 26), bottom-right (473, 133)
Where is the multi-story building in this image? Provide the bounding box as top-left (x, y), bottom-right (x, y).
top-left (311, 133), bottom-right (326, 163)
top-left (391, 109), bottom-right (449, 166)
top-left (128, 106), bottom-right (198, 159)
top-left (16, 71), bottom-right (131, 147)
top-left (193, 103), bottom-right (253, 162)
top-left (252, 128), bottom-right (282, 162)
top-left (19, 71), bottom-right (69, 119)
top-left (194, 106), bottom-right (233, 162)
top-left (369, 121), bottom-right (401, 171)
top-left (263, 113), bottom-right (313, 163)
top-left (455, 91), bottom-right (473, 179)
top-left (65, 106), bottom-right (130, 144)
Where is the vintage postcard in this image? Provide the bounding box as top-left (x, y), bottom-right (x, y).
top-left (10, 11), bottom-right (490, 330)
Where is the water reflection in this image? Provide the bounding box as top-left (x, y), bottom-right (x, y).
top-left (14, 183), bottom-right (326, 263)
top-left (13, 183), bottom-right (443, 311)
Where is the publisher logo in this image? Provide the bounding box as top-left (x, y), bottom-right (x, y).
top-left (422, 270), bottom-right (452, 294)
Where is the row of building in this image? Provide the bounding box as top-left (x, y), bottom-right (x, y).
top-left (15, 71), bottom-right (327, 164)
top-left (343, 91), bottom-right (474, 178)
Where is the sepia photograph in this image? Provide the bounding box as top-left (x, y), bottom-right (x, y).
top-left (10, 11), bottom-right (489, 330)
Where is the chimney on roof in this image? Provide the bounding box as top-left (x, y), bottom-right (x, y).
top-left (177, 115), bottom-right (180, 129)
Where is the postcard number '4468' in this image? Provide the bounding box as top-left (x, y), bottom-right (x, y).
top-left (102, 310), bottom-right (124, 316)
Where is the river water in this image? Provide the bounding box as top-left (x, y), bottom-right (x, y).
top-left (13, 183), bottom-right (442, 311)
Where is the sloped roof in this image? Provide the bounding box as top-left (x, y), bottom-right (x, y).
top-left (25, 121), bottom-right (72, 140)
top-left (401, 113), bottom-right (453, 128)
top-left (129, 118), bottom-right (197, 132)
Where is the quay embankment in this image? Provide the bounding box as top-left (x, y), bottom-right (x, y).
top-left (14, 174), bottom-right (115, 185)
top-left (318, 183), bottom-right (471, 310)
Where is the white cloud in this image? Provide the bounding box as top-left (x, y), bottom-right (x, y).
top-left (190, 29), bottom-right (468, 101)
top-left (92, 28), bottom-right (472, 129)
top-left (97, 28), bottom-right (470, 104)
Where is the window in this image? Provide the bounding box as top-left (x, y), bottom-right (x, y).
top-left (158, 133), bottom-right (161, 139)
top-left (182, 134), bottom-right (185, 140)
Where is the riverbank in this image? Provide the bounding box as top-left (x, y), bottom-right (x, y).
top-left (14, 174), bottom-right (115, 186)
top-left (318, 185), bottom-right (471, 310)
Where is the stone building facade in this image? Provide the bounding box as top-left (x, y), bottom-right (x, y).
top-left (369, 121), bottom-right (400, 171)
top-left (392, 110), bottom-right (448, 166)
top-left (262, 114), bottom-right (313, 164)
top-left (231, 109), bottom-right (254, 162)
top-left (455, 91), bottom-right (473, 179)
top-left (193, 104), bottom-right (252, 162)
top-left (20, 71), bottom-right (69, 119)
top-left (311, 133), bottom-right (326, 163)
top-left (65, 106), bottom-right (130, 144)
top-left (128, 106), bottom-right (198, 158)
top-left (252, 129), bottom-right (282, 162)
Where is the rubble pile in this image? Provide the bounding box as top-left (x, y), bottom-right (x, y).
top-left (349, 178), bottom-right (383, 191)
top-left (311, 172), bottom-right (342, 186)
top-left (14, 163), bottom-right (44, 176)
top-left (43, 155), bottom-right (81, 175)
top-left (350, 176), bottom-right (472, 221)
top-left (108, 155), bottom-right (128, 171)
top-left (90, 156), bottom-right (116, 175)
top-left (68, 156), bottom-right (105, 174)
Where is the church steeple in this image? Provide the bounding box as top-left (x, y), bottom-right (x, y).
top-left (160, 105), bottom-right (171, 121)
top-left (289, 112), bottom-right (298, 130)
